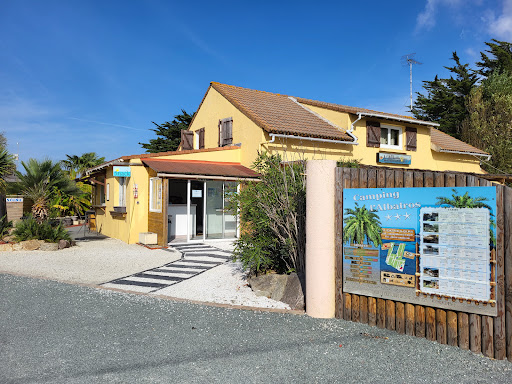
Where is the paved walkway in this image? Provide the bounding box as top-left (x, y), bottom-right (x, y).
top-left (101, 243), bottom-right (232, 293)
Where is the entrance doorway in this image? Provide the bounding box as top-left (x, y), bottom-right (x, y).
top-left (167, 179), bottom-right (238, 242)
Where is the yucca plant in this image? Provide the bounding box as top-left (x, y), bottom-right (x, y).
top-left (13, 215), bottom-right (71, 243)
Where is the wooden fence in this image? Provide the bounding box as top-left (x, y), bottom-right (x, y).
top-left (334, 167), bottom-right (512, 360)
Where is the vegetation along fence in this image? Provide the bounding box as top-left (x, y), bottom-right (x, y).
top-left (335, 167), bottom-right (512, 360)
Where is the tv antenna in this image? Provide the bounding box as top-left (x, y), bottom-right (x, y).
top-left (401, 53), bottom-right (422, 112)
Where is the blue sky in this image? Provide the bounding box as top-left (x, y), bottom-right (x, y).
top-left (1, 0), bottom-right (511, 166)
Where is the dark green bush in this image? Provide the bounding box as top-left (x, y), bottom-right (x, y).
top-left (13, 215), bottom-right (71, 243)
top-left (0, 215), bottom-right (12, 238)
top-left (228, 152), bottom-right (306, 276)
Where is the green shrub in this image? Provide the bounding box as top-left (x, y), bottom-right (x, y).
top-left (228, 152), bottom-right (306, 276)
top-left (13, 215), bottom-right (71, 243)
top-left (0, 215), bottom-right (12, 238)
top-left (337, 158), bottom-right (362, 168)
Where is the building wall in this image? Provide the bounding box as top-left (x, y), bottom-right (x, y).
top-left (93, 163), bottom-right (151, 244)
top-left (187, 88), bottom-right (483, 174)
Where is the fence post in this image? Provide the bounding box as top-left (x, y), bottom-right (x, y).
top-left (305, 160), bottom-right (337, 318)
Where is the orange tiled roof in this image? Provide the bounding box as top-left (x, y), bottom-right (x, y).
top-left (430, 128), bottom-right (488, 155)
top-left (211, 82), bottom-right (353, 141)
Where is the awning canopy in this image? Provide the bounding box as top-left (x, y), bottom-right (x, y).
top-left (141, 158), bottom-right (260, 180)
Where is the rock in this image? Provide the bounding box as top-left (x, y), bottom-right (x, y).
top-left (20, 239), bottom-right (42, 251)
top-left (2, 235), bottom-right (15, 243)
top-left (280, 273), bottom-right (305, 310)
top-left (248, 273), bottom-right (288, 301)
top-left (12, 242), bottom-right (23, 251)
top-left (39, 242), bottom-right (59, 251)
top-left (58, 239), bottom-right (71, 249)
top-left (0, 243), bottom-right (13, 252)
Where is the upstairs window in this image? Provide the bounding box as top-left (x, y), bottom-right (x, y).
top-left (194, 128), bottom-right (205, 150)
top-left (218, 117), bottom-right (233, 147)
top-left (380, 125), bottom-right (402, 149)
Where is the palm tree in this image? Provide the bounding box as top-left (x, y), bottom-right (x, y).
top-left (11, 159), bottom-right (82, 221)
top-left (343, 203), bottom-right (383, 247)
top-left (62, 152), bottom-right (105, 179)
top-left (435, 189), bottom-right (492, 210)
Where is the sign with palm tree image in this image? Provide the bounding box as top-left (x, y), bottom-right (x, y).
top-left (342, 186), bottom-right (497, 316)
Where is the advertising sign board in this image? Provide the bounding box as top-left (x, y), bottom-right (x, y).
top-left (113, 166), bottom-right (131, 177)
top-left (342, 186), bottom-right (497, 316)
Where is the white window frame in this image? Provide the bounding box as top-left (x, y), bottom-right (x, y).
top-left (149, 177), bottom-right (163, 213)
top-left (118, 177), bottom-right (127, 207)
top-left (380, 124), bottom-right (403, 149)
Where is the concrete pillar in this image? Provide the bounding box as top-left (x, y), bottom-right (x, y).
top-left (305, 160), bottom-right (336, 318)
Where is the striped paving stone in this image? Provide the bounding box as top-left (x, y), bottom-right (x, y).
top-left (101, 243), bottom-right (232, 293)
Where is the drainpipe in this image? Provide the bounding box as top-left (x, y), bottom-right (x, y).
top-left (349, 113), bottom-right (363, 134)
top-left (268, 133), bottom-right (357, 145)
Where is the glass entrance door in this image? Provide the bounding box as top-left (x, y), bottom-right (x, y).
top-left (205, 180), bottom-right (238, 239)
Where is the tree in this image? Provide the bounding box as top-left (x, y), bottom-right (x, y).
top-left (62, 152), bottom-right (105, 179)
top-left (412, 52), bottom-right (478, 139)
top-left (139, 110), bottom-right (195, 153)
top-left (476, 39), bottom-right (512, 77)
top-left (343, 203), bottom-right (383, 247)
top-left (10, 159), bottom-right (82, 221)
top-left (461, 71), bottom-right (512, 175)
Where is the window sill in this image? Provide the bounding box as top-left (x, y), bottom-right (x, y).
top-left (110, 211), bottom-right (127, 218)
top-left (378, 147), bottom-right (407, 154)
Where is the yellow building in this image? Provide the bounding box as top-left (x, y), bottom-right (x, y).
top-left (86, 82), bottom-right (489, 245)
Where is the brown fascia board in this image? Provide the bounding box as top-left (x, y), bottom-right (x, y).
top-left (121, 145), bottom-right (241, 161)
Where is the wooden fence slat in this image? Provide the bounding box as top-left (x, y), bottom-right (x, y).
top-left (385, 170), bottom-right (395, 188)
top-left (404, 171), bottom-right (414, 188)
top-left (445, 173), bottom-right (455, 187)
top-left (426, 307), bottom-right (436, 341)
top-left (352, 294), bottom-right (360, 323)
top-left (367, 168), bottom-right (377, 189)
top-left (396, 302), bottom-right (405, 334)
top-left (413, 171), bottom-right (424, 187)
top-left (423, 171), bottom-right (434, 187)
top-left (360, 296), bottom-right (368, 324)
top-left (415, 305), bottom-right (425, 338)
top-left (482, 315), bottom-right (494, 358)
top-left (368, 297), bottom-right (377, 327)
top-left (494, 185), bottom-right (506, 360)
top-left (455, 173), bottom-right (467, 187)
top-left (504, 186), bottom-right (512, 362)
top-left (350, 168), bottom-right (359, 188)
top-left (434, 172), bottom-right (444, 187)
top-left (394, 169), bottom-right (404, 188)
top-left (470, 314), bottom-right (482, 353)
top-left (447, 311), bottom-right (458, 347)
top-left (405, 304), bottom-right (415, 336)
top-left (436, 309), bottom-right (447, 344)
top-left (359, 168), bottom-right (368, 189)
top-left (377, 298), bottom-right (386, 328)
top-left (386, 300), bottom-right (396, 330)
top-left (377, 169), bottom-right (386, 188)
top-left (335, 169), bottom-right (344, 319)
top-left (458, 312), bottom-right (470, 350)
top-left (344, 293), bottom-right (352, 321)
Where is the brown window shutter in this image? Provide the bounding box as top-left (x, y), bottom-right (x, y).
top-left (366, 121), bottom-right (380, 148)
top-left (225, 118), bottom-right (233, 145)
top-left (218, 120), bottom-right (222, 147)
top-left (199, 128), bottom-right (205, 149)
top-left (181, 130), bottom-right (193, 150)
top-left (406, 127), bottom-right (417, 151)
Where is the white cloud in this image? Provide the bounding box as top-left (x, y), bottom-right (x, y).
top-left (416, 0), bottom-right (463, 32)
top-left (486, 0), bottom-right (512, 41)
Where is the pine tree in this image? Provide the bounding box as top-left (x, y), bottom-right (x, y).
top-left (412, 52), bottom-right (478, 139)
top-left (476, 39), bottom-right (512, 77)
top-left (139, 110), bottom-right (195, 153)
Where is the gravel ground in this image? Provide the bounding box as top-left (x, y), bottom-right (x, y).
top-left (0, 238), bottom-right (181, 285)
top-left (1, 274), bottom-right (511, 384)
top-left (0, 236), bottom-right (288, 309)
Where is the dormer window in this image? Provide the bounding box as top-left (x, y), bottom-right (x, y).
top-left (380, 124), bottom-right (402, 149)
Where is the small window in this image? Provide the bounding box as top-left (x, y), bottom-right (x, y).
top-left (150, 177), bottom-right (163, 212)
top-left (106, 183), bottom-right (110, 201)
top-left (118, 177), bottom-right (127, 207)
top-left (380, 125), bottom-right (402, 149)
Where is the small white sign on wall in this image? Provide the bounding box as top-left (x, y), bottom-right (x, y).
top-left (192, 189), bottom-right (202, 198)
top-left (6, 198), bottom-right (23, 203)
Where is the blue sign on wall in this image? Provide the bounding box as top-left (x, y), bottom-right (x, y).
top-left (378, 153), bottom-right (411, 164)
top-left (113, 166), bottom-right (131, 177)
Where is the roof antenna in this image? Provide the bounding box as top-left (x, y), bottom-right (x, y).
top-left (401, 53), bottom-right (422, 112)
